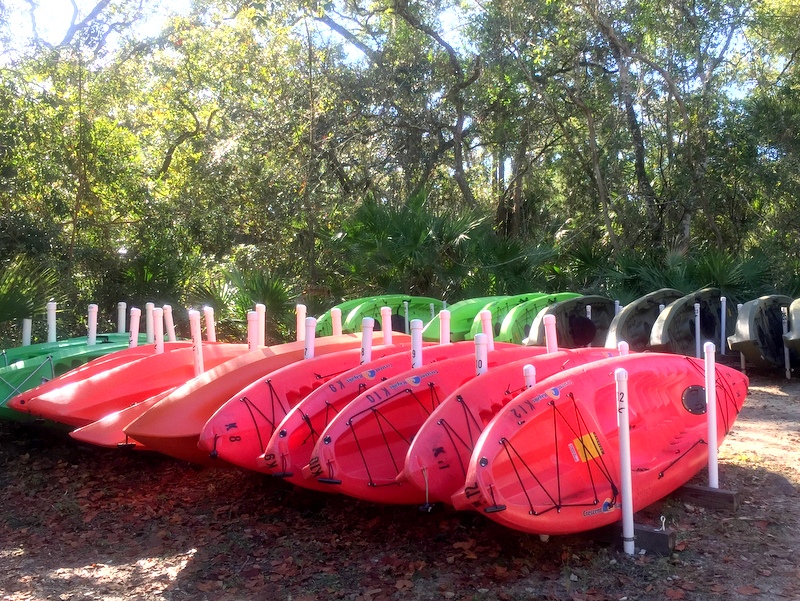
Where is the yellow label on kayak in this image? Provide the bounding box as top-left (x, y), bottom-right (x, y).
top-left (572, 432), bottom-right (604, 462)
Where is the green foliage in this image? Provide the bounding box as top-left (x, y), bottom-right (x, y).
top-left (0, 256), bottom-right (63, 337)
top-left (225, 267), bottom-right (296, 343)
top-left (0, 0), bottom-right (797, 336)
top-left (686, 247), bottom-right (771, 304)
top-left (608, 247), bottom-right (770, 306)
top-left (332, 192), bottom-right (485, 299)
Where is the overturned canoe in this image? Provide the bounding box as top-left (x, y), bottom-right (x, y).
top-left (728, 295), bottom-right (794, 368)
top-left (649, 288), bottom-right (737, 356)
top-left (604, 288), bottom-right (683, 352)
top-left (527, 295), bottom-right (616, 348)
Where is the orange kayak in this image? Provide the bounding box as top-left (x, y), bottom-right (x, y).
top-left (7, 341), bottom-right (192, 412)
top-left (9, 343), bottom-right (248, 427)
top-left (124, 333), bottom-right (407, 465)
top-left (260, 341), bottom-right (492, 492)
top-left (451, 354), bottom-right (748, 535)
top-left (302, 344), bottom-right (554, 504)
top-left (197, 343), bottom-right (422, 471)
top-left (398, 348), bottom-right (619, 504)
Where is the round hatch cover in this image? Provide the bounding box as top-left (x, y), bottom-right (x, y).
top-left (682, 385), bottom-right (707, 415)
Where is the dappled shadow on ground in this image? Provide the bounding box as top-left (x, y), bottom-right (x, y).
top-left (0, 415), bottom-right (797, 601)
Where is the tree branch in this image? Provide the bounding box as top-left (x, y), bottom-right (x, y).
top-left (60, 0), bottom-right (113, 47)
top-left (315, 13), bottom-right (383, 65)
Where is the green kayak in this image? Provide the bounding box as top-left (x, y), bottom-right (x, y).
top-left (0, 333), bottom-right (143, 366)
top-left (0, 336), bottom-right (150, 422)
top-left (421, 296), bottom-right (507, 342)
top-left (315, 298), bottom-right (378, 337)
top-left (342, 296), bottom-right (443, 334)
top-left (465, 293), bottom-right (550, 340)
top-left (316, 295), bottom-right (443, 336)
top-left (495, 293), bottom-right (582, 345)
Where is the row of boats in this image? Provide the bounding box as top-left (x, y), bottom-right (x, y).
top-left (320, 288), bottom-right (800, 369)
top-left (0, 291), bottom-right (752, 536)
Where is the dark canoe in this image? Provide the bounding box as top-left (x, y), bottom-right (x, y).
top-left (649, 288), bottom-right (737, 356)
top-left (604, 288), bottom-right (684, 352)
top-left (527, 295), bottom-right (616, 348)
top-left (782, 298), bottom-right (800, 354)
top-left (728, 295), bottom-right (795, 368)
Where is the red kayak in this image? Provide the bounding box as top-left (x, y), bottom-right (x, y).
top-left (124, 332), bottom-right (406, 465)
top-left (450, 353), bottom-right (748, 535)
top-left (7, 341), bottom-right (192, 412)
top-left (302, 344), bottom-right (554, 504)
top-left (398, 348), bottom-right (620, 504)
top-left (256, 342), bottom-right (488, 490)
top-left (196, 342), bottom-right (419, 470)
top-left (9, 343), bottom-right (250, 427)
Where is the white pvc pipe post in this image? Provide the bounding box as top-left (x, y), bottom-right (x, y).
top-left (616, 367), bottom-right (635, 556)
top-left (720, 297), bottom-right (727, 355)
top-left (361, 317), bottom-right (375, 364)
top-left (163, 305), bottom-right (177, 342)
top-left (128, 308), bottom-right (141, 348)
top-left (404, 301), bottom-right (410, 334)
top-left (46, 301), bottom-right (57, 343)
top-left (694, 302), bottom-right (701, 359)
top-left (203, 306), bottom-right (216, 343)
top-left (614, 300), bottom-right (621, 316)
top-left (474, 333), bottom-right (489, 375)
top-left (22, 318), bottom-right (32, 346)
top-left (737, 303), bottom-right (746, 373)
top-left (618, 341), bottom-right (629, 356)
top-left (783, 306), bottom-right (791, 380)
top-left (247, 311), bottom-right (259, 350)
top-left (380, 307), bottom-right (393, 345)
top-left (153, 307), bottom-right (165, 354)
top-left (585, 305), bottom-right (593, 347)
top-left (439, 310), bottom-right (451, 345)
top-left (544, 314), bottom-right (558, 353)
top-left (410, 318), bottom-right (423, 368)
top-left (117, 302), bottom-right (127, 334)
top-left (296, 304), bottom-right (307, 342)
top-left (704, 342), bottom-right (719, 488)
top-left (256, 303), bottom-right (266, 347)
top-left (331, 308), bottom-right (342, 336)
top-left (523, 364), bottom-right (536, 388)
top-left (479, 309), bottom-right (495, 351)
top-left (145, 302), bottom-right (155, 344)
top-left (189, 310), bottom-right (204, 376)
top-left (304, 317), bottom-right (316, 359)
top-left (658, 303), bottom-right (665, 314)
top-left (87, 304), bottom-right (98, 346)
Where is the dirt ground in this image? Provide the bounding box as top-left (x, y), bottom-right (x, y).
top-left (0, 369), bottom-right (797, 601)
